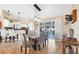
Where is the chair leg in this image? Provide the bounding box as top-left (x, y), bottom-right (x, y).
top-left (76, 46), bottom-right (78, 54)
top-left (13, 36), bottom-right (15, 42)
top-left (25, 47), bottom-right (27, 54)
top-left (45, 40), bottom-right (46, 46)
top-left (5, 38), bottom-right (7, 42)
top-left (43, 42), bottom-right (45, 48)
top-left (38, 44), bottom-right (40, 50)
top-left (34, 44), bottom-right (36, 50)
top-left (21, 46), bottom-right (22, 52)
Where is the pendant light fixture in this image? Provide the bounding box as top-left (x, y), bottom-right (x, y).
top-left (18, 11), bottom-right (20, 20)
top-left (34, 16), bottom-right (41, 22)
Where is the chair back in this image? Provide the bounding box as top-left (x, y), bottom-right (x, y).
top-left (23, 34), bottom-right (33, 47)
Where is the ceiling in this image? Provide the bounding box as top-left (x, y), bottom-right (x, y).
top-left (0, 4), bottom-right (73, 20)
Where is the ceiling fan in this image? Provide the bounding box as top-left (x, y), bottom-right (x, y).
top-left (34, 4), bottom-right (41, 11)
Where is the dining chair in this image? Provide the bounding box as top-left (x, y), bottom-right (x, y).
top-left (20, 34), bottom-right (33, 54)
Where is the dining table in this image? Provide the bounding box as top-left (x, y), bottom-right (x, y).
top-left (29, 35), bottom-right (40, 50)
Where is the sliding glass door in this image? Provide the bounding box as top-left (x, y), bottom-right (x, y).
top-left (40, 21), bottom-right (55, 39)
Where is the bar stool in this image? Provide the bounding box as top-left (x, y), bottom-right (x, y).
top-left (13, 36), bottom-right (15, 42)
top-left (0, 36), bottom-right (2, 42)
top-left (5, 36), bottom-right (7, 42)
top-left (9, 36), bottom-right (11, 42)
